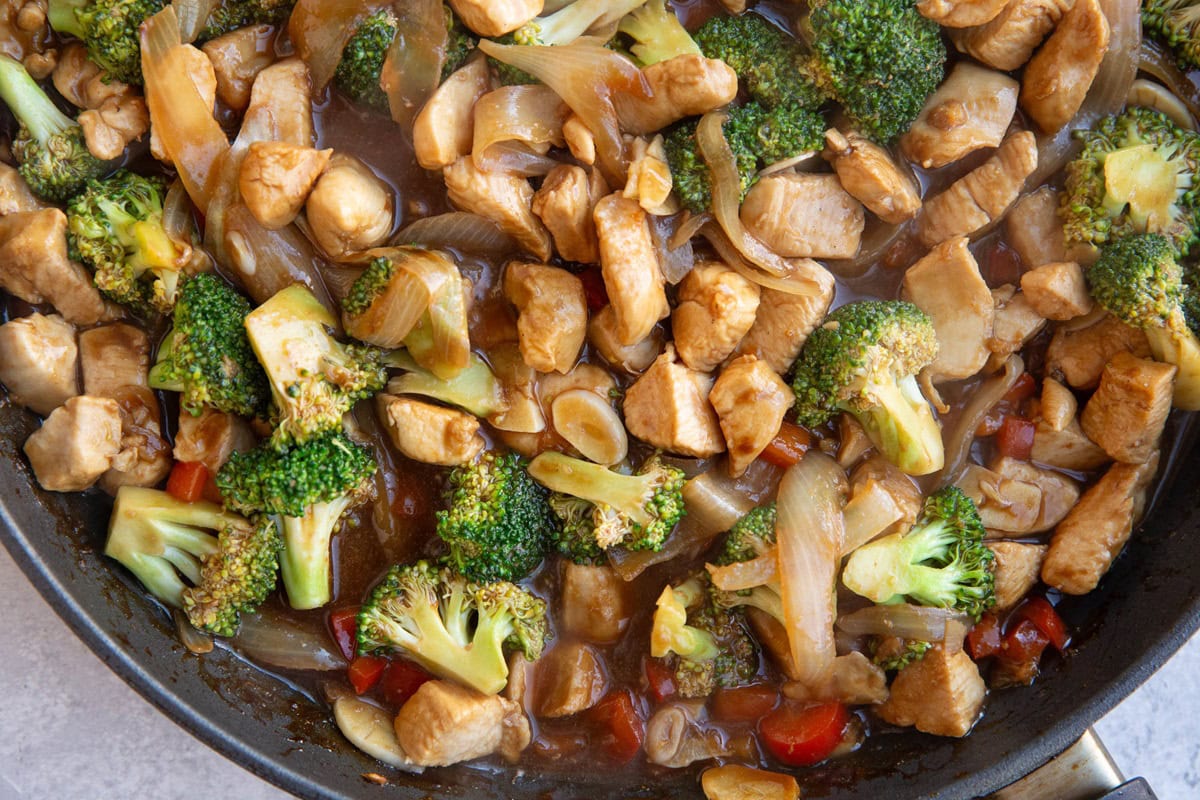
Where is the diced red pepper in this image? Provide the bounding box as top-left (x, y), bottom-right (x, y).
top-left (347, 655), bottom-right (388, 694)
top-left (1000, 619), bottom-right (1052, 666)
top-left (644, 659), bottom-right (676, 703)
top-left (328, 607), bottom-right (360, 662)
top-left (1012, 596), bottom-right (1070, 652)
top-left (379, 660), bottom-right (433, 708)
top-left (711, 684), bottom-right (779, 723)
top-left (587, 690), bottom-right (644, 764)
top-left (759, 421), bottom-right (813, 468)
top-left (1004, 373), bottom-right (1038, 405)
top-left (996, 416), bottom-right (1036, 461)
top-left (759, 702), bottom-right (849, 767)
top-left (166, 461), bottom-right (209, 503)
top-left (967, 613), bottom-right (1003, 661)
top-left (580, 267), bottom-right (608, 312)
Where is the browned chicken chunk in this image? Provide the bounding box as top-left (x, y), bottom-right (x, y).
top-left (672, 262), bottom-right (760, 373)
top-left (741, 173), bottom-right (864, 259)
top-left (701, 765), bottom-right (799, 800)
top-left (1020, 0), bottom-right (1110, 133)
top-left (173, 408), bottom-right (257, 474)
top-left (987, 285), bottom-right (1047, 362)
top-left (619, 55), bottom-right (739, 136)
top-left (449, 0), bottom-right (542, 37)
top-left (201, 24), bottom-right (277, 112)
top-left (624, 346), bottom-right (725, 458)
top-left (239, 141), bottom-right (332, 230)
top-left (877, 646), bottom-right (986, 737)
top-left (0, 209), bottom-right (110, 326)
top-left (306, 154), bottom-right (395, 259)
top-left (533, 642), bottom-right (609, 718)
top-left (560, 562), bottom-right (633, 644)
top-left (532, 164), bottom-right (604, 264)
top-left (918, 0), bottom-right (1009, 25)
top-left (0, 162), bottom-right (44, 215)
top-left (825, 129), bottom-right (921, 224)
top-left (588, 306), bottom-right (665, 375)
top-left (593, 194), bottom-right (669, 346)
top-left (957, 464), bottom-right (1044, 534)
top-left (950, 0), bottom-right (1074, 71)
top-left (240, 58), bottom-right (314, 147)
top-left (732, 285), bottom-right (836, 376)
top-left (503, 262), bottom-right (587, 374)
top-left (1005, 187), bottom-right (1093, 268)
top-left (709, 356), bottom-right (791, 477)
top-left (394, 680), bottom-right (531, 766)
top-left (899, 62), bottom-right (1019, 169)
top-left (24, 396), bottom-right (124, 492)
top-left (413, 57), bottom-right (491, 171)
top-left (0, 313), bottom-right (78, 415)
top-left (100, 385), bottom-right (173, 493)
top-left (1020, 261), bottom-right (1093, 320)
top-left (79, 324), bottom-right (149, 398)
top-left (1045, 313), bottom-right (1152, 390)
top-left (377, 394), bottom-right (485, 466)
top-left (988, 541), bottom-right (1049, 610)
top-left (989, 456), bottom-right (1080, 533)
top-left (1081, 352), bottom-right (1175, 464)
top-left (446, 157), bottom-right (552, 262)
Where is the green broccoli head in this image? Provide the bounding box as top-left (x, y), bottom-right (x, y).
top-left (1063, 107), bottom-right (1200, 255)
top-left (792, 300), bottom-right (943, 476)
top-left (356, 561), bottom-right (549, 695)
top-left (870, 637), bottom-right (931, 672)
top-left (617, 0), bottom-right (700, 66)
top-left (245, 285), bottom-right (388, 450)
top-left (435, 452), bottom-right (557, 583)
top-left (716, 503), bottom-right (777, 566)
top-left (806, 0), bottom-right (946, 143)
top-left (693, 11), bottom-right (826, 111)
top-left (547, 493), bottom-right (607, 565)
top-left (841, 486), bottom-right (996, 620)
top-left (443, 4), bottom-right (478, 78)
top-left (48, 0), bottom-right (166, 85)
top-left (1142, 0), bottom-right (1200, 68)
top-left (216, 432), bottom-right (377, 610)
top-left (104, 486), bottom-right (280, 635)
top-left (334, 9), bottom-right (397, 112)
top-left (148, 274), bottom-right (270, 418)
top-left (528, 451), bottom-right (686, 552)
top-left (198, 0), bottom-right (296, 40)
top-left (343, 256), bottom-right (397, 320)
top-left (0, 54), bottom-right (106, 202)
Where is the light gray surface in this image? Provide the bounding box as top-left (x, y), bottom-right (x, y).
top-left (0, 544), bottom-right (1196, 800)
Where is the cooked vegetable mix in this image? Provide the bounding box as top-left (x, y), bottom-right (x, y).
top-left (0, 0), bottom-right (1193, 790)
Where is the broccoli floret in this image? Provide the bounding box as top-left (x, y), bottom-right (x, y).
top-left (435, 452), bottom-right (557, 583)
top-left (663, 100), bottom-right (826, 213)
top-left (343, 256), bottom-right (396, 318)
top-left (442, 5), bottom-right (478, 78)
top-left (0, 55), bottom-right (106, 202)
top-left (1087, 232), bottom-right (1200, 409)
top-left (841, 486), bottom-right (996, 620)
top-left (715, 503), bottom-right (777, 566)
top-left (870, 637), bottom-right (931, 672)
top-left (651, 576), bottom-right (758, 698)
top-left (47, 0), bottom-right (165, 85)
top-left (529, 451), bottom-right (686, 552)
top-left (66, 170), bottom-right (191, 315)
top-left (1143, 0), bottom-right (1200, 68)
top-left (217, 432), bottom-right (377, 610)
top-left (245, 284), bottom-right (388, 449)
top-left (791, 300), bottom-right (943, 476)
top-left (198, 0), bottom-right (295, 40)
top-left (1062, 107), bottom-right (1200, 256)
top-left (148, 274), bottom-right (270, 418)
top-left (547, 493), bottom-right (607, 564)
top-left (335, 9), bottom-right (396, 112)
top-left (617, 0), bottom-right (699, 65)
top-left (356, 561), bottom-right (549, 694)
top-left (104, 486), bottom-right (281, 636)
top-left (805, 0), bottom-right (946, 143)
top-left (693, 12), bottom-right (825, 111)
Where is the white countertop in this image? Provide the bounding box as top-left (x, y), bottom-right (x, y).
top-left (0, 545), bottom-right (1196, 800)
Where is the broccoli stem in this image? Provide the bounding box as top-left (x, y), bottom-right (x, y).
top-left (849, 374), bottom-right (944, 476)
top-left (528, 451), bottom-right (656, 527)
top-left (535, 0), bottom-right (647, 44)
top-left (278, 497), bottom-right (352, 610)
top-left (0, 55), bottom-right (75, 145)
top-left (1146, 324), bottom-right (1200, 410)
top-left (46, 0), bottom-right (87, 39)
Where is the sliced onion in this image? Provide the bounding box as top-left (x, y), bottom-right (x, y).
top-left (141, 7), bottom-right (230, 210)
top-left (836, 604), bottom-right (970, 646)
top-left (405, 265), bottom-right (470, 380)
top-left (171, 0), bottom-right (220, 42)
top-left (939, 355), bottom-right (1025, 485)
top-left (398, 212), bottom-right (518, 258)
top-left (476, 141), bottom-right (562, 177)
top-left (162, 178), bottom-right (203, 272)
top-left (473, 85), bottom-right (567, 170)
top-left (381, 0), bottom-right (447, 130)
top-left (841, 480), bottom-right (904, 555)
top-left (680, 470), bottom-right (756, 535)
top-left (233, 610), bottom-right (347, 671)
top-left (174, 609), bottom-right (214, 654)
top-left (669, 210), bottom-right (711, 249)
top-left (701, 224), bottom-right (832, 297)
top-left (648, 213), bottom-right (695, 284)
top-left (343, 247), bottom-right (457, 349)
top-left (478, 39), bottom-right (650, 187)
top-left (775, 451), bottom-right (847, 691)
top-left (608, 513), bottom-right (718, 581)
top-left (707, 550), bottom-right (778, 592)
top-left (288, 0), bottom-right (386, 92)
top-left (1137, 41), bottom-right (1200, 124)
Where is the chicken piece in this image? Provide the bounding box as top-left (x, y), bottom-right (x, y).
top-left (919, 131), bottom-right (1039, 247)
top-left (0, 162), bottom-right (44, 215)
top-left (850, 454), bottom-right (924, 537)
top-left (950, 0), bottom-right (1074, 71)
top-left (560, 562), bottom-right (632, 644)
top-left (837, 413), bottom-right (873, 467)
top-left (987, 285), bottom-right (1047, 361)
top-left (588, 306), bottom-right (664, 374)
top-left (623, 135), bottom-right (676, 215)
top-left (701, 765), bottom-right (799, 800)
top-left (489, 342), bottom-right (546, 436)
top-left (957, 464), bottom-right (1043, 534)
top-left (1038, 377), bottom-right (1076, 431)
top-left (53, 42), bottom-right (149, 160)
top-left (239, 58), bottom-right (314, 147)
top-left (593, 193), bottom-right (669, 346)
top-left (79, 324), bottom-right (149, 398)
top-left (645, 703), bottom-right (731, 768)
top-left (1033, 416), bottom-right (1110, 472)
top-left (0, 209), bottom-right (110, 326)
top-left (201, 24), bottom-right (277, 113)
top-left (782, 651), bottom-right (889, 705)
top-left (413, 57), bottom-right (491, 171)
top-left (449, 0), bottom-right (541, 36)
top-left (1042, 455), bottom-right (1159, 595)
top-left (673, 262), bottom-right (760, 373)
top-left (1020, 0), bottom-right (1110, 133)
top-left (306, 154), bottom-right (394, 259)
top-left (741, 173), bottom-right (865, 260)
top-left (902, 237), bottom-right (995, 383)
top-left (100, 385), bottom-right (173, 493)
top-left (877, 646), bottom-right (986, 737)
top-left (173, 408), bottom-right (257, 474)
top-left (0, 313), bottom-right (78, 416)
top-left (377, 394), bottom-right (485, 467)
top-left (620, 55), bottom-right (739, 136)
top-left (1081, 352), bottom-right (1175, 465)
top-left (445, 157), bottom-right (551, 262)
top-left (503, 262), bottom-right (587, 374)
top-left (988, 541), bottom-right (1048, 610)
top-left (623, 346), bottom-right (725, 458)
top-left (393, 680), bottom-right (531, 767)
top-left (24, 395), bottom-right (123, 492)
top-left (989, 456), bottom-right (1080, 533)
top-left (899, 62), bottom-right (1019, 169)
top-left (238, 141), bottom-right (332, 230)
top-left (733, 284), bottom-right (835, 375)
top-left (533, 642), bottom-right (608, 718)
top-left (563, 113), bottom-right (596, 166)
top-left (709, 356), bottom-right (791, 477)
top-left (1046, 314), bottom-right (1152, 390)
top-left (1019, 261), bottom-right (1092, 321)
top-left (532, 164), bottom-right (604, 264)
top-left (825, 129), bottom-right (921, 224)
top-left (150, 44), bottom-right (217, 162)
top-left (1005, 187), bottom-right (1094, 269)
top-left (917, 0), bottom-right (1008, 26)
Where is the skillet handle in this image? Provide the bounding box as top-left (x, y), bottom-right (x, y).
top-left (989, 729), bottom-right (1158, 800)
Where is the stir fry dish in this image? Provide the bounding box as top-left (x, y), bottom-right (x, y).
top-left (1, 0), bottom-right (1196, 792)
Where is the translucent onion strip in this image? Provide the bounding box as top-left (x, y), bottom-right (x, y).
top-left (836, 604), bottom-right (970, 647)
top-left (288, 0), bottom-right (387, 92)
top-left (233, 611), bottom-right (346, 671)
top-left (171, 0), bottom-right (220, 42)
top-left (702, 225), bottom-right (831, 297)
top-left (707, 550), bottom-right (779, 592)
top-left (939, 355), bottom-right (1025, 485)
top-left (381, 0), bottom-right (447, 130)
top-left (397, 212), bottom-right (518, 258)
top-left (472, 85), bottom-right (568, 170)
